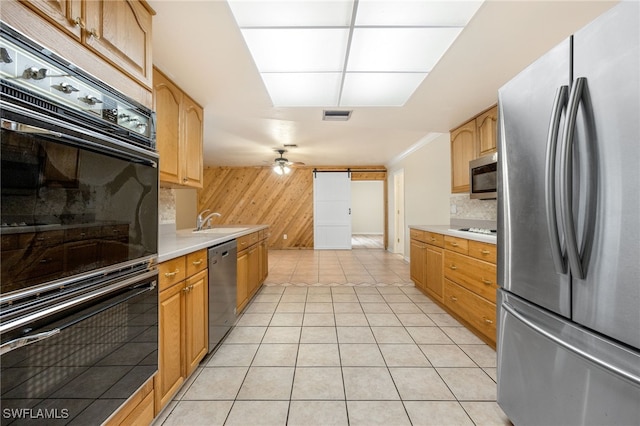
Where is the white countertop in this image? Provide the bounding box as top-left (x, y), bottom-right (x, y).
top-left (158, 225), bottom-right (268, 262)
top-left (410, 224), bottom-right (497, 245)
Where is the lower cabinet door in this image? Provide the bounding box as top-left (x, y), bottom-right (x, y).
top-left (425, 245), bottom-right (444, 300)
top-left (237, 249), bottom-right (249, 312)
top-left (185, 270), bottom-right (208, 376)
top-left (157, 282), bottom-right (185, 411)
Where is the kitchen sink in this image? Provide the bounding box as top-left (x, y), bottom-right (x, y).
top-left (193, 227), bottom-right (248, 234)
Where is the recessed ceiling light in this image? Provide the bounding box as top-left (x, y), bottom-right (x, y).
top-left (228, 0), bottom-right (484, 107)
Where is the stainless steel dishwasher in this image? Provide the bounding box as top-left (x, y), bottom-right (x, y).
top-left (208, 239), bottom-right (237, 352)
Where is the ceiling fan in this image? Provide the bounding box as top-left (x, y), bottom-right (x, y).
top-left (272, 149), bottom-right (304, 175)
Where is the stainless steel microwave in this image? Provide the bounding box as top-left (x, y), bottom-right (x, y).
top-left (470, 152), bottom-right (497, 199)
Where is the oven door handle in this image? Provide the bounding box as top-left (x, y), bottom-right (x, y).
top-left (1, 118), bottom-right (62, 137)
top-left (0, 329), bottom-right (60, 355)
top-left (0, 270), bottom-right (157, 336)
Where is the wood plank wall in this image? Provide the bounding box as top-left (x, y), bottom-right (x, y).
top-left (198, 166), bottom-right (387, 249)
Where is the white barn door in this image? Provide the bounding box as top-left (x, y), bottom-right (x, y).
top-left (314, 172), bottom-right (352, 249)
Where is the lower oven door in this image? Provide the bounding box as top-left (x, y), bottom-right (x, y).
top-left (0, 272), bottom-right (158, 425)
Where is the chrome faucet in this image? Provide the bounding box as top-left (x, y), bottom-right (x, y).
top-left (196, 209), bottom-right (221, 231)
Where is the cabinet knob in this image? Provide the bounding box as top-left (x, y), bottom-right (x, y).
top-left (449, 296), bottom-right (458, 302)
top-left (88, 28), bottom-right (100, 40)
top-left (74, 17), bottom-right (85, 29)
top-left (449, 265), bottom-right (457, 271)
top-left (483, 317), bottom-right (494, 325)
top-left (481, 278), bottom-right (492, 285)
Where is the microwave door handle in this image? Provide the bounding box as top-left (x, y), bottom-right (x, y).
top-left (560, 78), bottom-right (587, 279)
top-left (545, 85), bottom-right (569, 274)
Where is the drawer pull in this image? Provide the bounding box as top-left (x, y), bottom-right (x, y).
top-left (481, 249), bottom-right (491, 255)
top-left (481, 278), bottom-right (493, 285)
top-left (450, 242), bottom-right (459, 247)
top-left (164, 269), bottom-right (179, 278)
top-left (449, 265), bottom-right (457, 270)
top-left (192, 259), bottom-right (203, 266)
top-left (449, 296), bottom-right (458, 302)
top-left (430, 237), bottom-right (436, 242)
top-left (483, 317), bottom-right (494, 325)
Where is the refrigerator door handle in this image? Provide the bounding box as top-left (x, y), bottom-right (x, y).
top-left (559, 77), bottom-right (587, 279)
top-left (545, 85), bottom-right (569, 274)
top-left (501, 301), bottom-right (640, 386)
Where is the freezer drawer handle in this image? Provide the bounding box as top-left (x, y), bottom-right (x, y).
top-left (0, 329), bottom-right (60, 355)
top-left (502, 302), bottom-right (640, 386)
top-left (545, 85), bottom-right (569, 275)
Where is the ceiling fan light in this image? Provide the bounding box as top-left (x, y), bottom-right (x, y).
top-left (273, 164), bottom-right (284, 175)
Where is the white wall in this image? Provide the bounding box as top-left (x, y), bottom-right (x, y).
top-left (351, 180), bottom-right (384, 234)
top-left (387, 133), bottom-right (451, 258)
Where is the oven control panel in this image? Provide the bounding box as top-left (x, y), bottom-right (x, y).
top-left (0, 36), bottom-right (152, 139)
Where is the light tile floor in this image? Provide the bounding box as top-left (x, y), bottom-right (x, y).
top-left (154, 250), bottom-right (511, 426)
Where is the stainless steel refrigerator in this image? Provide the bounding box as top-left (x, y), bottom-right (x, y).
top-left (496, 2), bottom-right (640, 425)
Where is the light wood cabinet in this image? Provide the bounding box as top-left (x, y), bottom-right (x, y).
top-left (154, 67), bottom-right (204, 188)
top-left (425, 245), bottom-right (444, 300)
top-left (20, 0), bottom-right (83, 40)
top-left (410, 238), bottom-right (427, 291)
top-left (156, 249), bottom-right (208, 414)
top-left (450, 104), bottom-right (498, 193)
top-left (476, 106), bottom-right (498, 156)
top-left (104, 377), bottom-right (154, 426)
top-left (15, 0), bottom-right (154, 91)
top-left (410, 228), bottom-right (497, 347)
top-left (450, 120), bottom-right (477, 193)
top-left (236, 229), bottom-right (269, 313)
top-left (409, 229), bottom-right (443, 301)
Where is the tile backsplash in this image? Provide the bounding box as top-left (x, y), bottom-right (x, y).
top-left (450, 193), bottom-right (496, 221)
top-left (159, 188), bottom-right (176, 224)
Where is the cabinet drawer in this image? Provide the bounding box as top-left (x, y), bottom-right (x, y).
top-left (237, 232), bottom-right (258, 250)
top-left (444, 235), bottom-right (468, 254)
top-left (444, 251), bottom-right (497, 303)
top-left (444, 279), bottom-right (496, 342)
top-left (410, 228), bottom-right (426, 242)
top-left (468, 240), bottom-right (497, 264)
top-left (424, 232), bottom-right (444, 248)
top-left (159, 256), bottom-right (186, 291)
top-left (186, 249), bottom-right (207, 277)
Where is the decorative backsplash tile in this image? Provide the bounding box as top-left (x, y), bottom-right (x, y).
top-left (159, 188), bottom-right (176, 224)
top-left (450, 193), bottom-right (497, 221)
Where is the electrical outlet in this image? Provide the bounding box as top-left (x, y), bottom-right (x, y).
top-left (450, 204), bottom-right (457, 214)
top-left (283, 234), bottom-right (287, 240)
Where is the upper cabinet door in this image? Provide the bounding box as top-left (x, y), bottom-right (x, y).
top-left (154, 69), bottom-right (182, 185)
top-left (450, 119), bottom-right (477, 193)
top-left (182, 95), bottom-right (204, 188)
top-left (20, 0), bottom-right (83, 40)
top-left (84, 0), bottom-right (154, 88)
top-left (476, 106), bottom-right (498, 156)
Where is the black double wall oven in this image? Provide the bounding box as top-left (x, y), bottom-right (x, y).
top-left (0, 24), bottom-right (159, 425)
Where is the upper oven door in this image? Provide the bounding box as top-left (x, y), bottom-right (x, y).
top-left (0, 106), bottom-right (158, 297)
top-left (470, 153), bottom-right (498, 199)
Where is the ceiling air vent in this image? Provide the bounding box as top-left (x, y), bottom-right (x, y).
top-left (323, 110), bottom-right (352, 121)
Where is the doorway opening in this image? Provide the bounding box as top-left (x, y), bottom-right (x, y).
top-left (351, 180), bottom-right (385, 249)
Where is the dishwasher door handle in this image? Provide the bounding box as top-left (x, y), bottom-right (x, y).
top-left (222, 251), bottom-right (229, 257)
